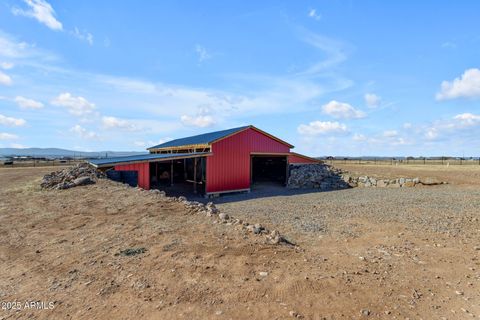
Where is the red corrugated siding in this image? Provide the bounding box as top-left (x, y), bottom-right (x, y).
top-left (206, 128), bottom-right (290, 193)
top-left (289, 154), bottom-right (319, 164)
top-left (114, 163), bottom-right (150, 190)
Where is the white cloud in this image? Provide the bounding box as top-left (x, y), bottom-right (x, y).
top-left (0, 71), bottom-right (12, 85)
top-left (298, 121), bottom-right (348, 135)
top-left (14, 96), bottom-right (44, 109)
top-left (181, 115), bottom-right (216, 128)
top-left (0, 31), bottom-right (57, 63)
top-left (352, 133), bottom-right (367, 141)
top-left (297, 31), bottom-right (349, 75)
top-left (102, 116), bottom-right (137, 131)
top-left (423, 113), bottom-right (480, 141)
top-left (0, 133), bottom-right (19, 140)
top-left (72, 27), bottom-right (94, 45)
top-left (453, 113), bottom-right (480, 127)
top-left (195, 45), bottom-right (211, 63)
top-left (0, 114), bottom-right (26, 126)
top-left (425, 128), bottom-right (438, 140)
top-left (321, 100), bottom-right (366, 119)
top-left (383, 130), bottom-right (398, 138)
top-left (308, 9), bottom-right (322, 21)
top-left (12, 0), bottom-right (63, 31)
top-left (0, 33), bottom-right (28, 59)
top-left (403, 122), bottom-right (412, 129)
top-left (436, 68), bottom-right (480, 100)
top-left (181, 105), bottom-right (217, 128)
top-left (0, 62), bottom-right (14, 69)
top-left (134, 137), bottom-right (172, 148)
top-left (364, 93), bottom-right (381, 108)
top-left (70, 125), bottom-right (99, 139)
top-left (51, 93), bottom-right (96, 116)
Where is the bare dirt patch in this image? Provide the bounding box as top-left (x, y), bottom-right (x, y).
top-left (1, 167), bottom-right (479, 319)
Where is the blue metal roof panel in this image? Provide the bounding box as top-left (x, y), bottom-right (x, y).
top-left (88, 152), bottom-right (210, 167)
top-left (148, 126), bottom-right (250, 149)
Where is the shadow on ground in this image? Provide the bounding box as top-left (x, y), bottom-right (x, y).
top-left (159, 181), bottom-right (350, 204)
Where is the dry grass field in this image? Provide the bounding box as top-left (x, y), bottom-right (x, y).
top-left (0, 165), bottom-right (479, 319)
top-left (332, 163), bottom-right (480, 186)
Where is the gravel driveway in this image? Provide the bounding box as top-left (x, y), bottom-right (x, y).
top-left (214, 184), bottom-right (480, 240)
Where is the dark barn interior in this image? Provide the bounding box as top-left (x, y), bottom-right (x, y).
top-left (149, 158), bottom-right (206, 195)
top-left (251, 155), bottom-right (287, 185)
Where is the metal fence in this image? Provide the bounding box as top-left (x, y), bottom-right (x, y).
top-left (0, 159), bottom-right (85, 168)
top-left (323, 158), bottom-right (480, 166)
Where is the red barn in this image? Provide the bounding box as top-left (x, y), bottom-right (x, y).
top-left (90, 125), bottom-right (319, 195)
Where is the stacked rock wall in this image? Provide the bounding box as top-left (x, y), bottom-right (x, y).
top-left (287, 164), bottom-right (446, 190)
top-left (342, 175), bottom-right (420, 188)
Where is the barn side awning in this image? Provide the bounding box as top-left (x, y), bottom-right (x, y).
top-left (88, 152), bottom-right (211, 168)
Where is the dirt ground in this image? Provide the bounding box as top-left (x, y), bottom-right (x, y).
top-left (0, 166), bottom-right (479, 319)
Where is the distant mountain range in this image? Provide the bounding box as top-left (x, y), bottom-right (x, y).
top-left (0, 148), bottom-right (147, 159)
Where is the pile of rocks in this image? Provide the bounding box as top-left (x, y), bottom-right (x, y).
top-left (148, 189), bottom-right (291, 246)
top-left (41, 163), bottom-right (104, 190)
top-left (342, 175), bottom-right (447, 188)
top-left (287, 164), bottom-right (350, 190)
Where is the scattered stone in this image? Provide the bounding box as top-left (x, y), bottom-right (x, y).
top-left (150, 189), bottom-right (166, 197)
top-left (360, 309), bottom-right (371, 316)
top-left (73, 176), bottom-right (94, 186)
top-left (218, 212), bottom-right (229, 221)
top-left (116, 248), bottom-right (147, 257)
top-left (267, 230), bottom-right (282, 244)
top-left (259, 272), bottom-right (268, 277)
top-left (420, 177), bottom-right (443, 186)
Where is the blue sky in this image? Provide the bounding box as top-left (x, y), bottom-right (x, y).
top-left (0, 0), bottom-right (479, 156)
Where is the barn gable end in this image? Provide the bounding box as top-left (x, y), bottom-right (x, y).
top-left (206, 127), bottom-right (290, 193)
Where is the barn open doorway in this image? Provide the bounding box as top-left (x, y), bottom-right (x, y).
top-left (251, 155), bottom-right (287, 187)
top-left (149, 157), bottom-right (206, 195)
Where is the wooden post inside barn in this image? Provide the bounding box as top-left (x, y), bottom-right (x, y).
top-left (184, 159), bottom-right (187, 180)
top-left (170, 160), bottom-right (174, 186)
top-left (193, 157), bottom-right (197, 194)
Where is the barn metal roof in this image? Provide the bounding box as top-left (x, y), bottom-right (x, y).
top-left (148, 125), bottom-right (294, 150)
top-left (88, 152), bottom-right (211, 168)
top-left (148, 126), bottom-right (250, 150)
